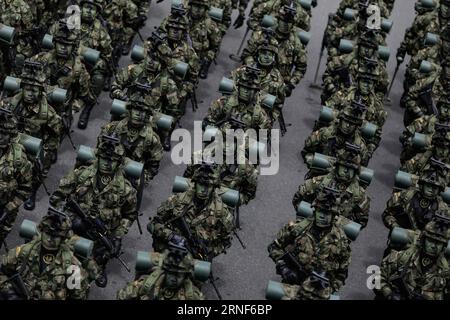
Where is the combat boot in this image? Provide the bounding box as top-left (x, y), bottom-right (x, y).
top-left (24, 191), bottom-right (36, 211)
top-left (78, 104), bottom-right (95, 129)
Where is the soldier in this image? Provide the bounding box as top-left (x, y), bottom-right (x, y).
top-left (0, 0), bottom-right (36, 74)
top-left (186, 0), bottom-right (222, 79)
top-left (400, 98), bottom-right (450, 163)
top-left (248, 0), bottom-right (310, 32)
top-left (322, 31), bottom-right (389, 103)
top-left (204, 66), bottom-right (271, 131)
top-left (117, 239), bottom-right (205, 300)
top-left (76, 0), bottom-right (113, 129)
top-left (1, 61), bottom-right (62, 211)
top-left (267, 192), bottom-right (351, 299)
top-left (184, 146), bottom-right (258, 206)
top-left (111, 37), bottom-right (180, 150)
top-left (232, 34), bottom-right (286, 124)
top-left (243, 5), bottom-right (307, 97)
top-left (293, 143), bottom-right (371, 228)
top-left (158, 8), bottom-right (200, 112)
top-left (402, 60), bottom-right (440, 127)
top-left (0, 109), bottom-right (33, 245)
top-left (50, 136), bottom-right (138, 286)
top-left (99, 94), bottom-right (163, 184)
top-left (33, 22), bottom-right (96, 128)
top-left (0, 208), bottom-right (93, 300)
top-left (301, 106), bottom-right (370, 167)
top-left (374, 219), bottom-right (450, 300)
top-left (325, 69), bottom-right (387, 129)
top-left (396, 0), bottom-right (439, 64)
top-left (383, 169), bottom-right (450, 231)
top-left (148, 166), bottom-right (235, 261)
top-left (401, 131), bottom-right (450, 182)
top-left (104, 0), bottom-right (142, 57)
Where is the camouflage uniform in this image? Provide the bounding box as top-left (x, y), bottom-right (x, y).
top-left (243, 26), bottom-right (307, 93)
top-left (232, 36), bottom-right (286, 122)
top-left (204, 94), bottom-right (271, 131)
top-left (400, 101), bottom-right (450, 163)
top-left (322, 33), bottom-right (389, 102)
top-left (0, 212), bottom-right (93, 300)
top-left (292, 159), bottom-right (371, 228)
top-left (148, 170), bottom-right (235, 261)
top-left (111, 58), bottom-right (181, 118)
top-left (397, 6), bottom-right (439, 61)
top-left (186, 0), bottom-right (222, 78)
top-left (382, 170), bottom-right (450, 231)
top-left (99, 97), bottom-right (163, 184)
top-left (267, 195), bottom-right (351, 297)
top-left (301, 107), bottom-right (371, 167)
top-left (185, 156), bottom-right (258, 206)
top-left (50, 138), bottom-right (137, 284)
top-left (117, 245), bottom-right (204, 300)
top-left (104, 0), bottom-right (140, 56)
top-left (33, 24), bottom-right (96, 116)
top-left (0, 0), bottom-right (36, 73)
top-left (402, 61), bottom-right (441, 127)
top-left (248, 0), bottom-right (310, 31)
top-left (158, 12), bottom-right (200, 104)
top-left (374, 221), bottom-right (450, 300)
top-left (1, 64), bottom-right (62, 172)
top-left (0, 112), bottom-right (33, 243)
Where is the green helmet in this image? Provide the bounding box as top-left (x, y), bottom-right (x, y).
top-left (258, 36), bottom-right (279, 55)
top-left (338, 106), bottom-right (365, 126)
top-left (237, 65), bottom-right (261, 90)
top-left (0, 108), bottom-right (18, 137)
top-left (20, 60), bottom-right (46, 88)
top-left (418, 169), bottom-right (446, 191)
top-left (96, 135), bottom-right (125, 161)
top-left (167, 9), bottom-right (189, 30)
top-left (312, 186), bottom-right (341, 214)
top-left (54, 20), bottom-right (80, 45)
top-left (39, 207), bottom-right (72, 238)
top-left (191, 163), bottom-right (219, 186)
top-left (422, 215), bottom-right (450, 244)
top-left (335, 142), bottom-right (362, 171)
top-left (80, 0), bottom-right (103, 10)
top-left (162, 240), bottom-right (193, 274)
top-left (189, 0), bottom-right (209, 7)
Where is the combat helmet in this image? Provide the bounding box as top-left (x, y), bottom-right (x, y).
top-left (418, 168), bottom-right (446, 191)
top-left (96, 135), bottom-right (126, 161)
top-left (162, 239), bottom-right (194, 274)
top-left (338, 105), bottom-right (365, 126)
top-left (80, 0), bottom-right (103, 10)
top-left (191, 162), bottom-right (219, 186)
top-left (335, 142), bottom-right (362, 172)
top-left (312, 186), bottom-right (341, 214)
top-left (38, 206), bottom-right (73, 238)
top-left (20, 60), bottom-right (46, 88)
top-left (54, 19), bottom-right (80, 46)
top-left (189, 0), bottom-right (209, 8)
top-left (167, 7), bottom-right (189, 30)
top-left (237, 65), bottom-right (261, 90)
top-left (422, 214), bottom-right (450, 244)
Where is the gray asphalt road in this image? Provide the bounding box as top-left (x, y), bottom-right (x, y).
top-left (3, 0), bottom-right (416, 300)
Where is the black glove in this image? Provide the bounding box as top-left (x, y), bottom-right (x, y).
top-left (284, 82), bottom-right (296, 97)
top-left (233, 14), bottom-right (245, 29)
top-left (276, 261), bottom-right (299, 284)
